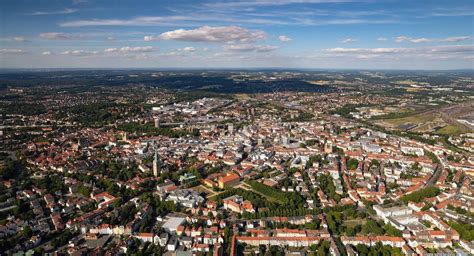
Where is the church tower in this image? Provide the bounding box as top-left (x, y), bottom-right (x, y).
top-left (153, 151), bottom-right (159, 177)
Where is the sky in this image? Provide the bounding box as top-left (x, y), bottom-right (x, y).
top-left (0, 0), bottom-right (473, 69)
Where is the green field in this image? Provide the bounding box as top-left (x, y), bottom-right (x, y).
top-left (436, 124), bottom-right (470, 136)
top-left (383, 112), bottom-right (438, 127)
top-left (377, 112), bottom-right (470, 136)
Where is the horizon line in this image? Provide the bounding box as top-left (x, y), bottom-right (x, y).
top-left (0, 67), bottom-right (473, 72)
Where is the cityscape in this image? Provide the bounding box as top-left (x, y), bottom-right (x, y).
top-left (1, 1), bottom-right (474, 256)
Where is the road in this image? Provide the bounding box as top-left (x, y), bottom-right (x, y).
top-left (425, 165), bottom-right (442, 188)
top-left (0, 205), bottom-right (17, 213)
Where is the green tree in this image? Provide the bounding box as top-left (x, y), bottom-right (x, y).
top-left (362, 219), bottom-right (384, 235)
top-left (22, 226), bottom-right (32, 238)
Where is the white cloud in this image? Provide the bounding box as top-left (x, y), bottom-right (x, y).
top-left (278, 35), bottom-right (292, 42)
top-left (409, 38), bottom-right (431, 43)
top-left (377, 37), bottom-right (388, 42)
top-left (416, 8), bottom-right (474, 18)
top-left (144, 36), bottom-right (158, 42)
top-left (395, 36), bottom-right (410, 43)
top-left (157, 26), bottom-right (266, 42)
top-left (57, 46), bottom-right (157, 58)
top-left (429, 45), bottom-right (474, 53)
top-left (72, 0), bottom-right (88, 4)
top-left (205, 0), bottom-right (356, 8)
top-left (61, 50), bottom-right (98, 56)
top-left (326, 47), bottom-right (405, 54)
top-left (0, 37), bottom-right (29, 42)
top-left (182, 47), bottom-right (196, 52)
top-left (323, 45), bottom-right (474, 60)
top-left (39, 32), bottom-right (81, 40)
top-left (13, 37), bottom-right (28, 42)
top-left (340, 38), bottom-right (357, 43)
top-left (439, 36), bottom-right (471, 42)
top-left (28, 8), bottom-right (77, 16)
top-left (104, 46), bottom-right (155, 53)
top-left (62, 16), bottom-right (184, 27)
top-left (0, 49), bottom-right (25, 54)
top-left (396, 35), bottom-right (470, 43)
top-left (60, 12), bottom-right (398, 28)
top-left (42, 51), bottom-right (52, 55)
top-left (224, 44), bottom-right (278, 52)
top-left (161, 51), bottom-right (183, 57)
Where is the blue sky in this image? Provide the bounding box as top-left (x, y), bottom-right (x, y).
top-left (0, 0), bottom-right (473, 69)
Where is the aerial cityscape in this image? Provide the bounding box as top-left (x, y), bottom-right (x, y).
top-left (0, 1), bottom-right (473, 256)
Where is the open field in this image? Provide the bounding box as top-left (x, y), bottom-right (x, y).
top-left (240, 182), bottom-right (280, 202)
top-left (436, 124), bottom-right (470, 136)
top-left (191, 185), bottom-right (221, 199)
top-left (381, 112), bottom-right (438, 127)
top-left (374, 101), bottom-right (474, 136)
top-left (342, 218), bottom-right (367, 228)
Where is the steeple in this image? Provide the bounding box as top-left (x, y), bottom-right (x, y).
top-left (153, 151), bottom-right (159, 177)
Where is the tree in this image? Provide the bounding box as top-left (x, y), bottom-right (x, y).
top-left (265, 246), bottom-right (284, 256)
top-left (356, 244), bottom-right (369, 255)
top-left (401, 186), bottom-right (440, 203)
top-left (345, 226), bottom-right (356, 236)
top-left (411, 162), bottom-right (422, 171)
top-left (318, 174), bottom-right (340, 202)
top-left (370, 159), bottom-right (380, 167)
top-left (384, 224), bottom-right (402, 237)
top-left (347, 158), bottom-right (359, 170)
top-left (112, 198), bottom-right (123, 208)
top-left (77, 186), bottom-right (92, 197)
top-left (318, 240), bottom-right (330, 256)
top-left (22, 226), bottom-right (32, 238)
top-left (361, 219), bottom-right (384, 235)
top-left (449, 221), bottom-right (474, 241)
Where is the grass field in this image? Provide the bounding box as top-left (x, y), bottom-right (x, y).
top-left (383, 112), bottom-right (438, 127)
top-left (436, 124), bottom-right (470, 136)
top-left (191, 185), bottom-right (219, 198)
top-left (377, 111), bottom-right (470, 136)
top-left (244, 182), bottom-right (285, 203)
top-left (342, 218), bottom-right (367, 228)
top-left (234, 94), bottom-right (250, 100)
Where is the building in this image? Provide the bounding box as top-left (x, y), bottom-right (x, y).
top-left (92, 192), bottom-right (116, 208)
top-left (324, 141), bottom-right (333, 153)
top-left (167, 236), bottom-right (178, 251)
top-left (153, 151), bottom-right (160, 177)
top-left (218, 173), bottom-right (240, 189)
top-left (373, 205), bottom-right (412, 219)
top-left (154, 117), bottom-right (161, 128)
top-left (401, 146), bottom-right (424, 156)
top-left (223, 195), bottom-right (255, 214)
top-left (162, 216), bottom-right (186, 234)
top-left (135, 233), bottom-right (154, 243)
top-left (235, 236), bottom-right (322, 247)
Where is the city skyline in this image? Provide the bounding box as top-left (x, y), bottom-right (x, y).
top-left (0, 0), bottom-right (473, 69)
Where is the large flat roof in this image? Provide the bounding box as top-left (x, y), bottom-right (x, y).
top-left (162, 216), bottom-right (186, 230)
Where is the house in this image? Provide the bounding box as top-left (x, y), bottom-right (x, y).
top-left (92, 192), bottom-right (116, 208)
top-left (159, 233), bottom-right (169, 246)
top-left (167, 236), bottom-right (178, 251)
top-left (218, 173), bottom-right (240, 189)
top-left (181, 236), bottom-right (193, 249)
top-left (223, 195), bottom-right (255, 214)
top-left (135, 233), bottom-right (154, 243)
top-left (460, 240), bottom-right (474, 254)
top-left (341, 236), bottom-right (406, 248)
top-left (162, 216), bottom-right (186, 234)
